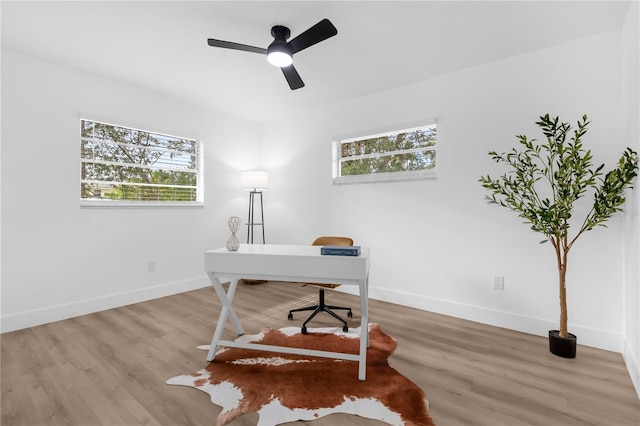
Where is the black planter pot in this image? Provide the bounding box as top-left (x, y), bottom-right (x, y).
top-left (549, 330), bottom-right (577, 358)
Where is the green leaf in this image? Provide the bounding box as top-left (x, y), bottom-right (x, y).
top-left (480, 113), bottom-right (638, 249)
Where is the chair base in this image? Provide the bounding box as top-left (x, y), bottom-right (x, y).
top-left (288, 289), bottom-right (352, 334)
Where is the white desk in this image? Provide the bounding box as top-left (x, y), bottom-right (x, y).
top-left (204, 244), bottom-right (371, 380)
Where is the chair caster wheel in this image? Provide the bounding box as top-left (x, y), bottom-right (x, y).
top-left (343, 326), bottom-right (349, 333)
top-left (288, 313), bottom-right (293, 320)
top-left (347, 311), bottom-right (353, 318)
top-left (301, 326), bottom-right (308, 334)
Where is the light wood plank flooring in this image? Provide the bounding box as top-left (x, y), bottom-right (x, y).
top-left (2, 282), bottom-right (639, 425)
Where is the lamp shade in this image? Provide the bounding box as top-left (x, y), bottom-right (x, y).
top-left (241, 170), bottom-right (269, 190)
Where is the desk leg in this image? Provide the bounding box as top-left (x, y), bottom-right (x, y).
top-left (223, 278), bottom-right (243, 333)
top-left (207, 276), bottom-right (244, 362)
top-left (358, 277), bottom-right (369, 381)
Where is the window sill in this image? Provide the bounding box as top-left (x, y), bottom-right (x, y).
top-left (333, 170), bottom-right (436, 185)
top-left (80, 200), bottom-right (204, 208)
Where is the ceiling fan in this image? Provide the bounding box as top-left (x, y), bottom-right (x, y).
top-left (207, 19), bottom-right (337, 90)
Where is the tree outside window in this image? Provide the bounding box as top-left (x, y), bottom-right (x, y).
top-left (80, 120), bottom-right (202, 205)
top-left (334, 124), bottom-right (436, 184)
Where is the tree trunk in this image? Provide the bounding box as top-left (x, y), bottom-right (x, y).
top-left (558, 254), bottom-right (568, 338)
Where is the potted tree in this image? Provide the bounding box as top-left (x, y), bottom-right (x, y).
top-left (480, 114), bottom-right (638, 358)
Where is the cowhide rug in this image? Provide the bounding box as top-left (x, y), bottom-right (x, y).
top-left (167, 323), bottom-right (434, 426)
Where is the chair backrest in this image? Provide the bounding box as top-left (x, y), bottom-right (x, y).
top-left (312, 236), bottom-right (353, 247)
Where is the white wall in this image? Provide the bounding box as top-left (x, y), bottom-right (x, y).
top-left (622, 1), bottom-right (640, 398)
top-left (0, 50), bottom-right (260, 332)
top-left (262, 30), bottom-right (630, 352)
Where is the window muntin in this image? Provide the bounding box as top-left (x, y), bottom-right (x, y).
top-left (333, 124), bottom-right (436, 184)
top-left (80, 120), bottom-right (202, 206)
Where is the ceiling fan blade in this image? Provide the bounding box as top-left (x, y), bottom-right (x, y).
top-left (281, 65), bottom-right (305, 90)
top-left (207, 39), bottom-right (267, 55)
top-left (288, 19), bottom-right (337, 54)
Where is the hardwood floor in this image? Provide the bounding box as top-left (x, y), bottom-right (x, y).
top-left (2, 282), bottom-right (639, 425)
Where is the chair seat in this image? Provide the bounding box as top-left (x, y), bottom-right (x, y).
top-left (304, 283), bottom-right (340, 289)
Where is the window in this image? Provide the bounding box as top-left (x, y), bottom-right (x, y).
top-left (332, 123), bottom-right (437, 184)
top-left (80, 120), bottom-right (203, 206)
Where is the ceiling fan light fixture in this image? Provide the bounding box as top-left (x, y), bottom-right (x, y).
top-left (206, 19), bottom-right (337, 89)
top-left (267, 46), bottom-right (293, 67)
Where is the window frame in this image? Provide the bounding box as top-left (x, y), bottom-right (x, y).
top-left (79, 119), bottom-right (204, 208)
top-left (332, 122), bottom-right (437, 185)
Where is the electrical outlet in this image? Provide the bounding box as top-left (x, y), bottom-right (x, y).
top-left (492, 276), bottom-right (504, 290)
top-left (147, 260), bottom-right (156, 272)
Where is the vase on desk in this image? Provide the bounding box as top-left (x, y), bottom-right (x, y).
top-left (226, 216), bottom-right (241, 251)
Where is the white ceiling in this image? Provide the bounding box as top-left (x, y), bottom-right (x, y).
top-left (1, 1), bottom-right (631, 123)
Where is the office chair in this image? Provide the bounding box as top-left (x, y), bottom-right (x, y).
top-left (288, 236), bottom-right (354, 334)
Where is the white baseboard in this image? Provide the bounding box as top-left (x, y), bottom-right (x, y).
top-left (338, 285), bottom-right (623, 353)
top-left (1, 276), bottom-right (210, 333)
top-left (3, 279), bottom-right (626, 355)
top-left (622, 338), bottom-right (640, 399)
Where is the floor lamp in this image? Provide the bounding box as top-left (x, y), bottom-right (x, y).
top-left (241, 170), bottom-right (268, 244)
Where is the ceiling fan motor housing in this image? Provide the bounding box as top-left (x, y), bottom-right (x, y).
top-left (267, 25), bottom-right (293, 67)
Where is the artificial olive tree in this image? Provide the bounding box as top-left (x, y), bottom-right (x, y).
top-left (480, 114), bottom-right (638, 339)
